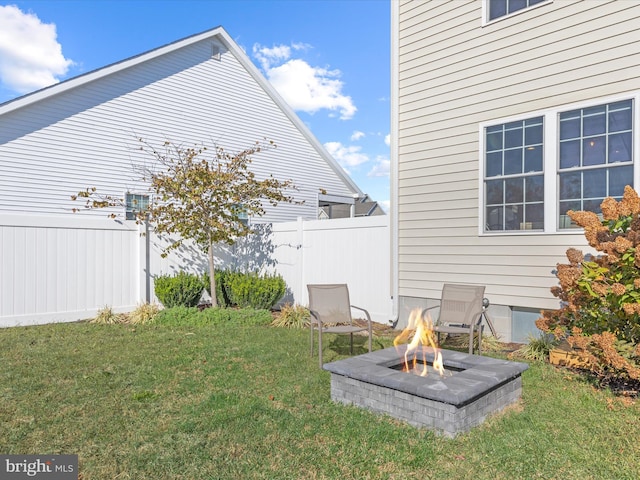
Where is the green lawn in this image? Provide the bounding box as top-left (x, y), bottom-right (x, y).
top-left (1, 320), bottom-right (638, 479)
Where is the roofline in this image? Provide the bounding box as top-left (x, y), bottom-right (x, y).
top-left (0, 26), bottom-right (226, 113)
top-left (0, 25), bottom-right (364, 196)
top-left (216, 33), bottom-right (364, 196)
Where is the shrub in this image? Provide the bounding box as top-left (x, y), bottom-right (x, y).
top-left (226, 272), bottom-right (286, 310)
top-left (536, 186), bottom-right (640, 381)
top-left (271, 303), bottom-right (310, 328)
top-left (154, 272), bottom-right (204, 308)
top-left (202, 270), bottom-right (233, 307)
top-left (153, 306), bottom-right (200, 326)
top-left (129, 303), bottom-right (160, 325)
top-left (152, 306), bottom-right (272, 327)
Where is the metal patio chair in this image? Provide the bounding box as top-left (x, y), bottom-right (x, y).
top-left (307, 284), bottom-right (373, 368)
top-left (425, 283), bottom-right (487, 355)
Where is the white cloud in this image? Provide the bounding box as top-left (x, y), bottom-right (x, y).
top-left (0, 5), bottom-right (73, 94)
top-left (368, 156), bottom-right (390, 178)
top-left (324, 141), bottom-right (369, 171)
top-left (252, 43), bottom-right (292, 70)
top-left (384, 134), bottom-right (390, 146)
top-left (350, 130), bottom-right (365, 141)
top-left (379, 200), bottom-right (390, 213)
top-left (291, 42), bottom-right (312, 53)
top-left (253, 42), bottom-right (356, 120)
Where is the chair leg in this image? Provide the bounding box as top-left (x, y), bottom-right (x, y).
top-left (468, 330), bottom-right (473, 355)
top-left (310, 324), bottom-right (314, 357)
top-left (318, 328), bottom-right (323, 368)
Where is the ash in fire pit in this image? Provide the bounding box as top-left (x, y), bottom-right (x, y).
top-left (324, 345), bottom-right (528, 437)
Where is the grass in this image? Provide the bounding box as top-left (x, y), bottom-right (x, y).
top-left (1, 320), bottom-right (639, 479)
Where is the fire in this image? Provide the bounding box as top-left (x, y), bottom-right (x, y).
top-left (393, 308), bottom-right (445, 377)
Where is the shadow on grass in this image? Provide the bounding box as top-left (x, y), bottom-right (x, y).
top-left (323, 334), bottom-right (389, 358)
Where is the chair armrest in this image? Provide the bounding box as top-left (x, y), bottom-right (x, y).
top-left (470, 309), bottom-right (484, 325)
top-left (308, 309), bottom-right (322, 326)
top-left (350, 305), bottom-right (372, 323)
top-left (351, 305), bottom-right (373, 336)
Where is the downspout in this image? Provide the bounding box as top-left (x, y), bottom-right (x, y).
top-left (390, 0), bottom-right (400, 328)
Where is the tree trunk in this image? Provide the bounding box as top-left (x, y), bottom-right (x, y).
top-left (208, 241), bottom-right (218, 307)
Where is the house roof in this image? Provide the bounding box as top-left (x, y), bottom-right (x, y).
top-left (0, 26), bottom-right (363, 196)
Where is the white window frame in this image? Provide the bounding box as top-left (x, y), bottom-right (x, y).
top-left (125, 192), bottom-right (150, 221)
top-left (481, 0), bottom-right (552, 26)
top-left (479, 92), bottom-right (640, 236)
top-left (231, 203), bottom-right (250, 226)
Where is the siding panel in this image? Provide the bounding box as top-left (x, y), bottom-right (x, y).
top-left (396, 0), bottom-right (639, 309)
top-left (0, 36), bottom-right (357, 222)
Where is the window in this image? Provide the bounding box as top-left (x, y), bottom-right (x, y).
top-left (558, 100), bottom-right (633, 228)
top-left (125, 193), bottom-right (149, 220)
top-left (481, 96), bottom-right (635, 234)
top-left (487, 0), bottom-right (547, 22)
top-left (232, 203), bottom-right (249, 225)
top-left (484, 117), bottom-right (544, 231)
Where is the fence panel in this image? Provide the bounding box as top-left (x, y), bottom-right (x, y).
top-left (0, 214), bottom-right (141, 327)
top-left (1, 214), bottom-right (392, 326)
top-left (272, 216), bottom-right (392, 323)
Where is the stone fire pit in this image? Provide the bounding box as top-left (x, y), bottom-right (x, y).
top-left (323, 345), bottom-right (528, 437)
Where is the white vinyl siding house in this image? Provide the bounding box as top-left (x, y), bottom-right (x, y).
top-left (0, 27), bottom-right (368, 327)
top-left (0, 28), bottom-right (360, 221)
top-left (392, 0), bottom-right (640, 341)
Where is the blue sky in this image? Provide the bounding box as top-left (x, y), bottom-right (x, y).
top-left (0, 0), bottom-right (391, 210)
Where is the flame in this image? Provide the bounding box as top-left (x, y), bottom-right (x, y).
top-left (393, 308), bottom-right (445, 377)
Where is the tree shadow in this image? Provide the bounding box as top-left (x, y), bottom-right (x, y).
top-left (220, 223), bottom-right (277, 272)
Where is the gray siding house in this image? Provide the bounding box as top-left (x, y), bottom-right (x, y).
top-left (391, 0), bottom-right (640, 341)
top-left (0, 26), bottom-right (362, 221)
top-left (0, 26), bottom-right (366, 327)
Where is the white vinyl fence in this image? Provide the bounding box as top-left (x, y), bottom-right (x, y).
top-left (1, 213), bottom-right (392, 327)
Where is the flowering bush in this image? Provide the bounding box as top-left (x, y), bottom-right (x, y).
top-left (536, 186), bottom-right (640, 381)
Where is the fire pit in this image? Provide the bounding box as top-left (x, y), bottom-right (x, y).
top-left (323, 345), bottom-right (528, 437)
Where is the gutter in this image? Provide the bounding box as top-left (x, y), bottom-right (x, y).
top-left (389, 0), bottom-right (400, 328)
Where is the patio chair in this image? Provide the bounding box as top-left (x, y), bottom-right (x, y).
top-left (425, 284), bottom-right (486, 355)
top-left (307, 284), bottom-right (373, 368)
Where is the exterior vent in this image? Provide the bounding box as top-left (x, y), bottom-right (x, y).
top-left (212, 45), bottom-right (221, 60)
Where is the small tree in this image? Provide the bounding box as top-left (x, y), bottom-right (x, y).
top-left (73, 139), bottom-right (299, 306)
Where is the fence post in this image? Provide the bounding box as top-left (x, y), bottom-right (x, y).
top-left (297, 216), bottom-right (305, 304)
top-left (138, 219), bottom-right (150, 303)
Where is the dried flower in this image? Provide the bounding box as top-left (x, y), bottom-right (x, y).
top-left (568, 210), bottom-right (601, 229)
top-left (614, 236), bottom-right (633, 253)
top-left (550, 285), bottom-right (564, 299)
top-left (592, 282), bottom-right (609, 296)
top-left (621, 185), bottom-right (640, 215)
top-left (622, 303), bottom-right (640, 316)
top-left (557, 264), bottom-right (581, 290)
top-left (601, 197), bottom-right (620, 221)
top-left (611, 283), bottom-right (627, 296)
top-left (566, 248), bottom-right (584, 265)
